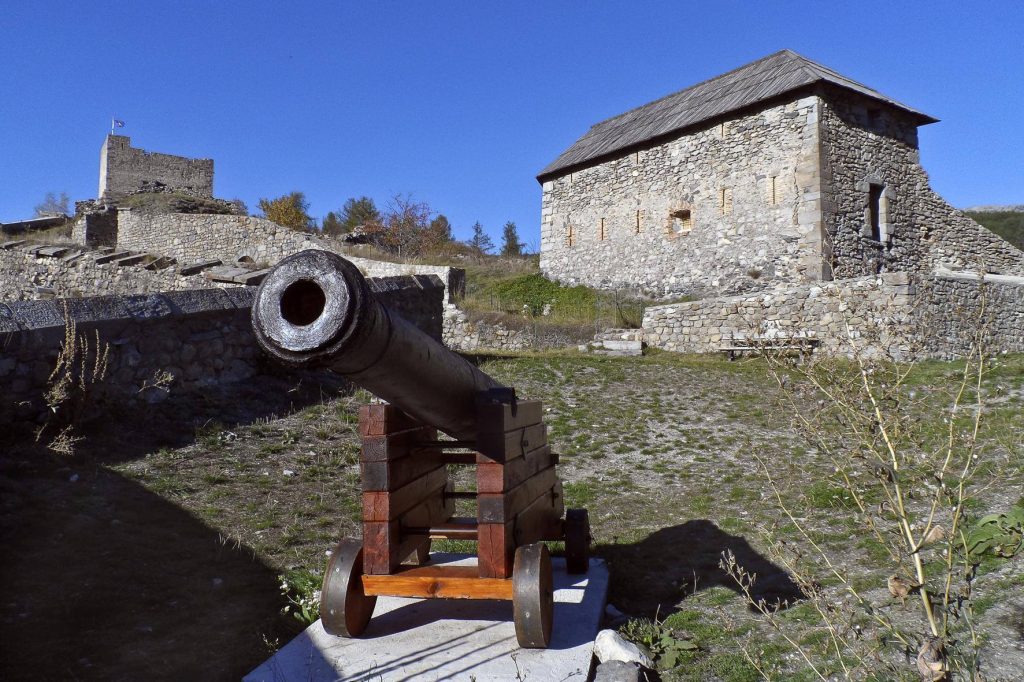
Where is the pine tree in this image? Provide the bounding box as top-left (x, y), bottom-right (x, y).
top-left (467, 221), bottom-right (494, 255)
top-left (500, 221), bottom-right (524, 257)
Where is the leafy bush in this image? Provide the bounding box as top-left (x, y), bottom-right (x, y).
top-left (965, 505), bottom-right (1024, 560)
top-left (620, 617), bottom-right (698, 669)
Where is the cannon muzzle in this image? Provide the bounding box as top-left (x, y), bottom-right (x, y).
top-left (252, 250), bottom-right (503, 440)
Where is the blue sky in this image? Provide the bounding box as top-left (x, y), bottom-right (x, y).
top-left (2, 1), bottom-right (1022, 248)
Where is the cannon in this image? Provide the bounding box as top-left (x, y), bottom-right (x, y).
top-left (252, 249), bottom-right (590, 648)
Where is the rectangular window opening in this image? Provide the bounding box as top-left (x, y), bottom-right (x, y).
top-left (770, 176), bottom-right (778, 205)
top-left (566, 224), bottom-right (575, 248)
top-left (868, 183), bottom-right (883, 241)
top-left (670, 209), bottom-right (692, 234)
top-left (635, 210), bottom-right (641, 234)
top-left (599, 217), bottom-right (606, 241)
top-left (720, 188), bottom-right (733, 216)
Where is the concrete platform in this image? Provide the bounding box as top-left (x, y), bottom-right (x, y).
top-left (245, 554), bottom-right (609, 682)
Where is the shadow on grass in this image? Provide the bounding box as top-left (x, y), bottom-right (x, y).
top-left (598, 520), bottom-right (803, 618)
top-left (17, 369), bottom-right (353, 466)
top-left (0, 446), bottom-right (297, 681)
top-left (0, 371), bottom-right (353, 680)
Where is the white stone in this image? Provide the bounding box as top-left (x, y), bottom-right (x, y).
top-left (593, 629), bottom-right (654, 667)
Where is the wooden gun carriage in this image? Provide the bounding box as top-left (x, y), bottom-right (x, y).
top-left (252, 250), bottom-right (590, 648)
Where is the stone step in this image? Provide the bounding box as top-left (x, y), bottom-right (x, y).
top-left (1, 240), bottom-right (27, 250)
top-left (36, 246), bottom-right (70, 258)
top-left (113, 253), bottom-right (151, 267)
top-left (144, 255), bottom-right (178, 271)
top-left (599, 339), bottom-right (643, 352)
top-left (204, 266), bottom-right (251, 283)
top-left (94, 250), bottom-right (131, 265)
top-left (179, 259), bottom-right (222, 276)
top-left (238, 268), bottom-right (271, 286)
top-left (593, 348), bottom-right (643, 357)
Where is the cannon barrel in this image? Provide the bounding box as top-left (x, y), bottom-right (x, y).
top-left (251, 250), bottom-right (503, 441)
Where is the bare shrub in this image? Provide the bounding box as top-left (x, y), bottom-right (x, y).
top-left (35, 305), bottom-right (110, 456)
top-left (723, 286), bottom-right (1006, 680)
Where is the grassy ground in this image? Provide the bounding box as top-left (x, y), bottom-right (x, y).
top-left (2, 352), bottom-right (1022, 680)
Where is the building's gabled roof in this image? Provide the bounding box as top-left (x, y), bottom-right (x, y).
top-left (537, 49), bottom-right (938, 181)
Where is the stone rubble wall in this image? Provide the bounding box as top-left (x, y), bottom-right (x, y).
top-left (442, 305), bottom-right (592, 352)
top-left (99, 135), bottom-right (213, 200)
top-left (0, 275), bottom-right (445, 423)
top-left (643, 273), bottom-right (915, 357)
top-left (0, 246), bottom-right (227, 302)
top-left (921, 271), bottom-right (1024, 357)
top-left (819, 92), bottom-right (1024, 279)
top-left (540, 97), bottom-right (824, 297)
top-left (114, 209), bottom-right (464, 302)
top-left (642, 270), bottom-right (1023, 359)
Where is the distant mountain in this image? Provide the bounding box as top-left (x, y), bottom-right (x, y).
top-left (963, 204), bottom-right (1024, 213)
top-left (963, 207), bottom-right (1024, 250)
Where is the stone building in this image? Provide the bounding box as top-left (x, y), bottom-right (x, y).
top-left (537, 50), bottom-right (1023, 297)
top-left (98, 134), bottom-right (213, 201)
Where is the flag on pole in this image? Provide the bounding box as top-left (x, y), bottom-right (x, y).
top-left (110, 118), bottom-right (126, 135)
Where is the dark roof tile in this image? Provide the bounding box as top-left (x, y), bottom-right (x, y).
top-left (538, 50), bottom-right (936, 180)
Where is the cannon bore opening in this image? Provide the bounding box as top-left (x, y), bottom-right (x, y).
top-left (280, 279), bottom-right (327, 327)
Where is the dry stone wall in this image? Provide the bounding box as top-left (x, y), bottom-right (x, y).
top-left (1, 275), bottom-right (445, 423)
top-left (642, 270), bottom-right (1023, 359)
top-left (540, 97), bottom-right (824, 297)
top-left (442, 306), bottom-right (590, 352)
top-left (114, 209), bottom-right (464, 302)
top-left (819, 92), bottom-right (1024, 278)
top-left (0, 245), bottom-right (225, 301)
top-left (643, 273), bottom-right (915, 358)
top-left (922, 271), bottom-right (1024, 357)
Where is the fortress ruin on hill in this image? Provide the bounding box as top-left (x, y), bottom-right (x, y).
top-left (98, 135), bottom-right (213, 201)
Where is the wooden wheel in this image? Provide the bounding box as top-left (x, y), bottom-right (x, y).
top-left (513, 543), bottom-right (553, 648)
top-left (321, 538), bottom-right (376, 637)
top-left (564, 508), bottom-right (590, 574)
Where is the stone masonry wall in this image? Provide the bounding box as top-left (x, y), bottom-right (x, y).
top-left (922, 271), bottom-right (1024, 357)
top-left (0, 246), bottom-right (226, 301)
top-left (642, 270), bottom-right (1023, 360)
top-left (99, 135), bottom-right (213, 200)
top-left (0, 275), bottom-right (445, 423)
top-left (114, 209), bottom-right (465, 302)
top-left (643, 273), bottom-right (915, 358)
top-left (819, 92), bottom-right (1024, 278)
top-left (540, 96), bottom-right (824, 297)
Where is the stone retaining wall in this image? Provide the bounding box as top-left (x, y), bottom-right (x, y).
top-left (1, 275), bottom-right (444, 423)
top-left (442, 305), bottom-right (592, 352)
top-left (114, 209), bottom-right (464, 302)
top-left (642, 270), bottom-right (1023, 359)
top-left (0, 245), bottom-right (224, 301)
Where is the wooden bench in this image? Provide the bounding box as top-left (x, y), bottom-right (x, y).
top-left (720, 334), bottom-right (819, 361)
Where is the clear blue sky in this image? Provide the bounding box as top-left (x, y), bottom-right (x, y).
top-left (2, 1), bottom-right (1022, 248)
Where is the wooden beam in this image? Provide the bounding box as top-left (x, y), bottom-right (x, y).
top-left (361, 456), bottom-right (445, 491)
top-left (362, 467), bottom-right (449, 521)
top-left (477, 466), bottom-right (559, 523)
top-left (362, 565), bottom-right (513, 600)
top-left (358, 404), bottom-right (424, 437)
top-left (477, 445), bottom-right (557, 494)
top-left (476, 423), bottom-right (548, 464)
